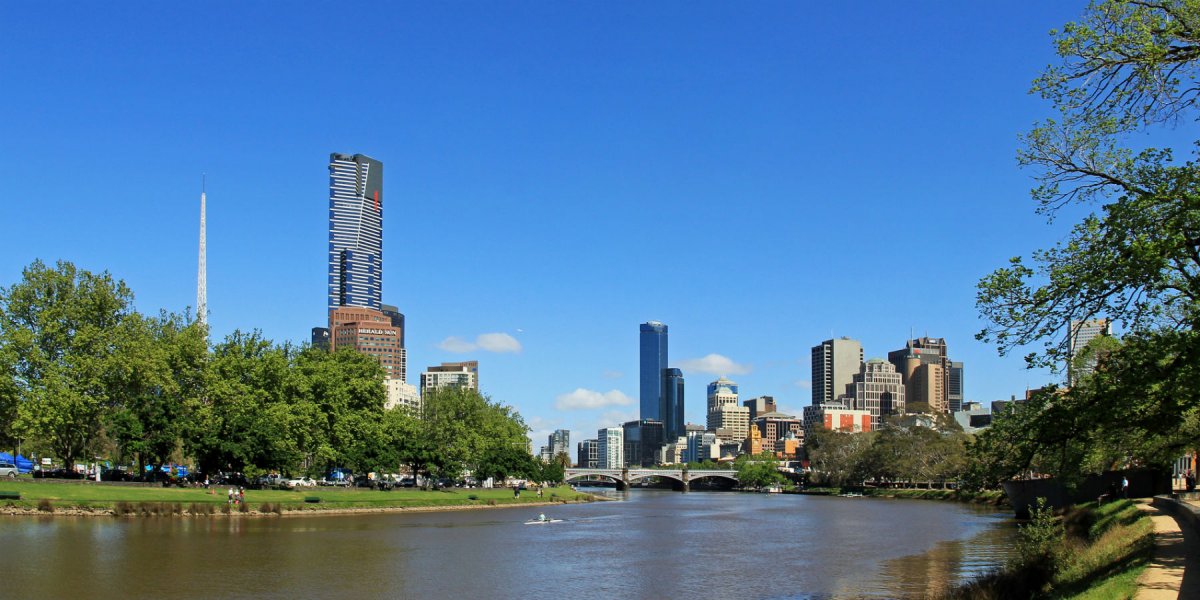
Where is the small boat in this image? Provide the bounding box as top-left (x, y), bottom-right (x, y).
top-left (524, 517), bottom-right (564, 525)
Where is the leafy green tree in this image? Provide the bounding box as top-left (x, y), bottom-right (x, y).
top-left (974, 0), bottom-right (1200, 482)
top-left (806, 427), bottom-right (876, 487)
top-left (183, 330), bottom-right (293, 475)
top-left (395, 387), bottom-right (531, 485)
top-left (107, 311), bottom-right (207, 476)
top-left (735, 452), bottom-right (786, 489)
top-left (0, 260), bottom-right (136, 468)
top-left (286, 346), bottom-right (387, 473)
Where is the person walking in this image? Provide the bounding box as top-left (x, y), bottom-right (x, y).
top-left (1121, 476), bottom-right (1130, 498)
top-left (228, 487), bottom-right (235, 506)
top-left (238, 487), bottom-right (245, 507)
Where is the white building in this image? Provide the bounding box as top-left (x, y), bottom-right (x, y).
top-left (385, 380), bottom-right (421, 413)
top-left (1068, 318), bottom-right (1111, 385)
top-left (597, 427), bottom-right (624, 469)
top-left (420, 361), bottom-right (479, 395)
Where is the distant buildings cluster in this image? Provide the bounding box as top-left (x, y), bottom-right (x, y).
top-left (575, 326), bottom-right (971, 469)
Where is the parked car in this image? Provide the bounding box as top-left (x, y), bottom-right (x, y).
top-left (0, 461), bottom-right (18, 478)
top-left (257, 474), bottom-right (284, 488)
top-left (285, 476), bottom-right (317, 488)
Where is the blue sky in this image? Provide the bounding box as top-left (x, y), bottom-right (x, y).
top-left (1, 2), bottom-right (1097, 453)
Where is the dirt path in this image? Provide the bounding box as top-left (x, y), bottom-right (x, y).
top-left (1135, 500), bottom-right (1200, 599)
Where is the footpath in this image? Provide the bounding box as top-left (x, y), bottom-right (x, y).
top-left (1135, 499), bottom-right (1200, 599)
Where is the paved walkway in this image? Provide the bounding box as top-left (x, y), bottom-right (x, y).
top-left (1135, 500), bottom-right (1200, 599)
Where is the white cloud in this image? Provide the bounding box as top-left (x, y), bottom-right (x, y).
top-left (678, 353), bottom-right (751, 376)
top-left (437, 332), bottom-right (523, 354)
top-left (554, 388), bottom-right (635, 410)
top-left (437, 336), bottom-right (477, 353)
top-left (794, 379), bottom-right (812, 389)
top-left (477, 333), bottom-right (522, 353)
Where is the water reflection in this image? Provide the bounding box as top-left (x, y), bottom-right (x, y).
top-left (1, 492), bottom-right (1015, 599)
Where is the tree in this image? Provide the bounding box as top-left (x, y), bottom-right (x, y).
top-left (974, 0), bottom-right (1200, 481)
top-left (107, 311), bottom-right (207, 476)
top-left (805, 428), bottom-right (876, 487)
top-left (0, 260), bottom-right (135, 468)
top-left (395, 387), bottom-right (531, 485)
top-left (735, 452), bottom-right (787, 489)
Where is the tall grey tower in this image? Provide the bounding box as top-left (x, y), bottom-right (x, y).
top-left (196, 176), bottom-right (207, 326)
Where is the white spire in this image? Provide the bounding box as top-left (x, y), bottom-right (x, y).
top-left (197, 175), bottom-right (207, 327)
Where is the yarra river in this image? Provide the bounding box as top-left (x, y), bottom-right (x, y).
top-left (0, 490), bottom-right (1017, 599)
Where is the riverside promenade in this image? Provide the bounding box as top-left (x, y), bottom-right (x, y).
top-left (1136, 498), bottom-right (1200, 599)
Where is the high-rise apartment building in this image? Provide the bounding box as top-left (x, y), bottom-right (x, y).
top-left (598, 427), bottom-right (624, 469)
top-left (706, 377), bottom-right (749, 443)
top-left (640, 321), bottom-right (668, 422)
top-left (328, 153), bottom-right (383, 312)
top-left (577, 439), bottom-right (598, 468)
top-left (1068, 318), bottom-right (1111, 385)
top-left (549, 429), bottom-right (570, 458)
top-left (420, 361), bottom-right (479, 394)
top-left (622, 419), bottom-right (665, 467)
top-left (811, 337), bottom-right (863, 405)
top-left (323, 153), bottom-right (408, 388)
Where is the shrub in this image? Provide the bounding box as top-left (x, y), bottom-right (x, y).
top-left (115, 501), bottom-right (133, 516)
top-left (272, 503), bottom-right (283, 515)
top-left (486, 499), bottom-right (497, 506)
top-left (468, 494), bottom-right (478, 501)
top-left (304, 496), bottom-right (320, 503)
top-left (221, 503), bottom-right (231, 515)
top-left (37, 498), bottom-right (54, 513)
top-left (238, 499), bottom-right (249, 513)
top-left (172, 503), bottom-right (183, 515)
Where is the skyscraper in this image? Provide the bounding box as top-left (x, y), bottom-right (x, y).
top-left (328, 153), bottom-right (383, 312)
top-left (845, 359), bottom-right (906, 429)
top-left (707, 377), bottom-right (749, 444)
top-left (887, 337), bottom-right (957, 413)
top-left (662, 368), bottom-right (685, 441)
top-left (196, 177), bottom-right (207, 327)
top-left (811, 337), bottom-right (863, 405)
top-left (639, 321), bottom-right (668, 421)
top-left (1068, 318), bottom-right (1111, 385)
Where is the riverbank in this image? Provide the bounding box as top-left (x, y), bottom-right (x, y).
top-left (792, 487), bottom-right (1009, 506)
top-left (944, 499), bottom-right (1154, 599)
top-left (0, 480), bottom-right (596, 517)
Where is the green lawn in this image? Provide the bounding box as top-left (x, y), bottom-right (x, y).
top-left (0, 479), bottom-right (592, 513)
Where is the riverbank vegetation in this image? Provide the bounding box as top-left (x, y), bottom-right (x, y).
top-left (967, 0), bottom-right (1200, 489)
top-left (945, 499), bottom-right (1153, 599)
top-left (0, 480), bottom-right (591, 515)
top-left (0, 260), bottom-right (552, 486)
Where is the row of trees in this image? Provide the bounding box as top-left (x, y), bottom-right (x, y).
top-left (806, 418), bottom-right (970, 488)
top-left (0, 260), bottom-right (546, 484)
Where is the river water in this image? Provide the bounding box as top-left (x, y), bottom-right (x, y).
top-left (1, 490), bottom-right (1015, 599)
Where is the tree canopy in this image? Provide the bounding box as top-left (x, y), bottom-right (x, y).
top-left (973, 0), bottom-right (1200, 483)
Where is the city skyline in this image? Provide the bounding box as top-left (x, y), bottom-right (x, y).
top-left (1, 3), bottom-right (1085, 452)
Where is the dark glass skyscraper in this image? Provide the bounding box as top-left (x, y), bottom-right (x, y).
top-left (639, 321), bottom-right (668, 422)
top-left (663, 368), bottom-right (684, 441)
top-left (328, 153), bottom-right (383, 311)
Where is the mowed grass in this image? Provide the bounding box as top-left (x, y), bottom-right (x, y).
top-left (0, 480), bottom-right (592, 512)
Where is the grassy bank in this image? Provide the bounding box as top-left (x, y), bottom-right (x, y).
top-left (0, 480), bottom-right (593, 515)
top-left (946, 499), bottom-right (1153, 599)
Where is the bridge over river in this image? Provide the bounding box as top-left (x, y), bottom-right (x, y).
top-left (565, 467), bottom-right (738, 491)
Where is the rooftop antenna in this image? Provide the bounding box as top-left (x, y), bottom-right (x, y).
top-left (197, 174), bottom-right (207, 328)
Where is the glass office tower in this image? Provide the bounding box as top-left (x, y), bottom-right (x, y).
top-left (663, 368), bottom-right (685, 441)
top-left (639, 321), bottom-right (668, 422)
